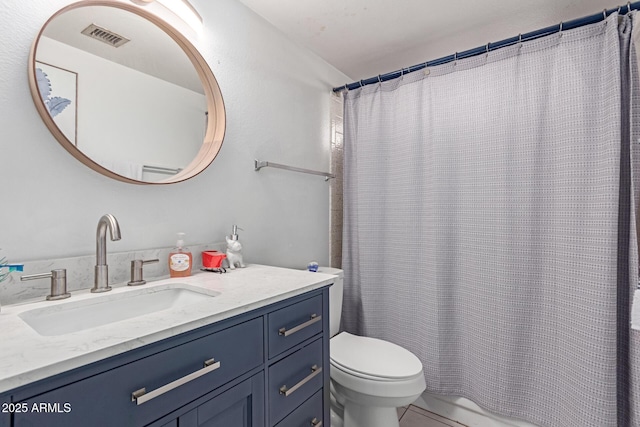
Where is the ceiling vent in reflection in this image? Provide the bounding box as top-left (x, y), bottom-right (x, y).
top-left (81, 24), bottom-right (130, 48)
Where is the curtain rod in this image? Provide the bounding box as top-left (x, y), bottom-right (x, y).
top-left (333, 2), bottom-right (640, 92)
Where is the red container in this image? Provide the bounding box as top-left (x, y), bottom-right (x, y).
top-left (202, 251), bottom-right (227, 268)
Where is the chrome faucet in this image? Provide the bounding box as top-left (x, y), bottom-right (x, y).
top-left (92, 214), bottom-right (121, 293)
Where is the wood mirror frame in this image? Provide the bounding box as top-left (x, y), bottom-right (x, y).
top-left (28, 1), bottom-right (226, 185)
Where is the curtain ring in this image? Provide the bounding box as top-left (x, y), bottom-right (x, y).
top-left (343, 84), bottom-right (348, 92)
top-left (628, 1), bottom-right (632, 13)
top-left (378, 75), bottom-right (382, 84)
top-left (400, 68), bottom-right (404, 80)
top-left (453, 52), bottom-right (458, 66)
top-left (559, 21), bottom-right (563, 37)
top-left (359, 80), bottom-right (364, 88)
top-left (603, 8), bottom-right (608, 19)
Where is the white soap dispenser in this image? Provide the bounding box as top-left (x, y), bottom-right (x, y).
top-left (226, 225), bottom-right (245, 269)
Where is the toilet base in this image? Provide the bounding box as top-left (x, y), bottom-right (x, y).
top-left (330, 384), bottom-right (345, 427)
top-left (331, 383), bottom-right (403, 427)
top-left (331, 403), bottom-right (400, 427)
top-left (330, 407), bottom-right (344, 427)
top-left (344, 404), bottom-right (399, 427)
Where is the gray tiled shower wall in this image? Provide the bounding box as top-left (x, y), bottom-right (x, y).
top-left (330, 92), bottom-right (344, 269)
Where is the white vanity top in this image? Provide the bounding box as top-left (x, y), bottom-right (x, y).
top-left (0, 264), bottom-right (336, 393)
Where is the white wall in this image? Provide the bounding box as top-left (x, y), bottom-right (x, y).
top-left (0, 0), bottom-right (349, 268)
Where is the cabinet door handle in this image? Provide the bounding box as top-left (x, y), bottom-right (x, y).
top-left (279, 365), bottom-right (322, 396)
top-left (279, 314), bottom-right (321, 337)
top-left (311, 418), bottom-right (322, 427)
top-left (131, 358), bottom-right (221, 405)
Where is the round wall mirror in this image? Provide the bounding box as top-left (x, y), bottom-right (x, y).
top-left (28, 1), bottom-right (225, 184)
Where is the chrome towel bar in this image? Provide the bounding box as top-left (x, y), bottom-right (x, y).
top-left (254, 160), bottom-right (335, 181)
top-left (142, 165), bottom-right (182, 175)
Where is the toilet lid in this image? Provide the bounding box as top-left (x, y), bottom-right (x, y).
top-left (330, 332), bottom-right (423, 380)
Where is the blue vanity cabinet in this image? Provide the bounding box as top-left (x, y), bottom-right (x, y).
top-left (268, 338), bottom-right (324, 424)
top-left (3, 285), bottom-right (330, 427)
top-left (267, 294), bottom-right (324, 358)
top-left (274, 389), bottom-right (323, 427)
top-left (0, 394), bottom-right (10, 427)
top-left (266, 292), bottom-right (331, 427)
top-left (12, 317), bottom-right (264, 427)
top-left (177, 373), bottom-right (264, 427)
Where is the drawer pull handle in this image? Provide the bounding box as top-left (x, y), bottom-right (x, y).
top-left (131, 358), bottom-right (221, 405)
top-left (279, 364), bottom-right (322, 397)
top-left (311, 418), bottom-right (323, 427)
top-left (279, 314), bottom-right (322, 337)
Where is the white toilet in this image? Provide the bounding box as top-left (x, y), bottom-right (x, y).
top-left (318, 267), bottom-right (426, 427)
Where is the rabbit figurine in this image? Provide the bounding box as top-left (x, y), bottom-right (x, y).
top-left (226, 236), bottom-right (245, 269)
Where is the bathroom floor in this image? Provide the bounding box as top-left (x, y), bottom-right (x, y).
top-left (398, 405), bottom-right (468, 427)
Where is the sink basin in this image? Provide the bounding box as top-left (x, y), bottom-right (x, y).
top-left (19, 285), bottom-right (219, 336)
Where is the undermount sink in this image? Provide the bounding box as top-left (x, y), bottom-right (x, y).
top-left (19, 285), bottom-right (219, 336)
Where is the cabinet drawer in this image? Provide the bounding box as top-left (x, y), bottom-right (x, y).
top-left (269, 338), bottom-right (323, 425)
top-left (268, 295), bottom-right (323, 358)
top-left (14, 317), bottom-right (263, 427)
top-left (274, 389), bottom-right (323, 427)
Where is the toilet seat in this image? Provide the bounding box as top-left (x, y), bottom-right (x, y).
top-left (330, 332), bottom-right (423, 381)
top-left (331, 360), bottom-right (400, 382)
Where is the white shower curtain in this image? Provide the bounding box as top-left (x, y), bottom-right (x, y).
top-left (342, 13), bottom-right (639, 427)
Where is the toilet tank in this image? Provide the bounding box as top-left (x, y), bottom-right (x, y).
top-left (316, 267), bottom-right (343, 337)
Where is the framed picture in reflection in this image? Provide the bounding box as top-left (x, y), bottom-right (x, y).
top-left (35, 61), bottom-right (78, 146)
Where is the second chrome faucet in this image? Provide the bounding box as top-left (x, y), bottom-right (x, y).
top-left (93, 214), bottom-right (121, 293)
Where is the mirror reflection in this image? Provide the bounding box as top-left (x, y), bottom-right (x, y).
top-left (34, 4), bottom-right (208, 182)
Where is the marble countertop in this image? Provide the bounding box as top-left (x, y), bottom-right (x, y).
top-left (0, 264), bottom-right (336, 394)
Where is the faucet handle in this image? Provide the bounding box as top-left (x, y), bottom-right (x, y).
top-left (128, 259), bottom-right (159, 286)
top-left (21, 269), bottom-right (70, 301)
